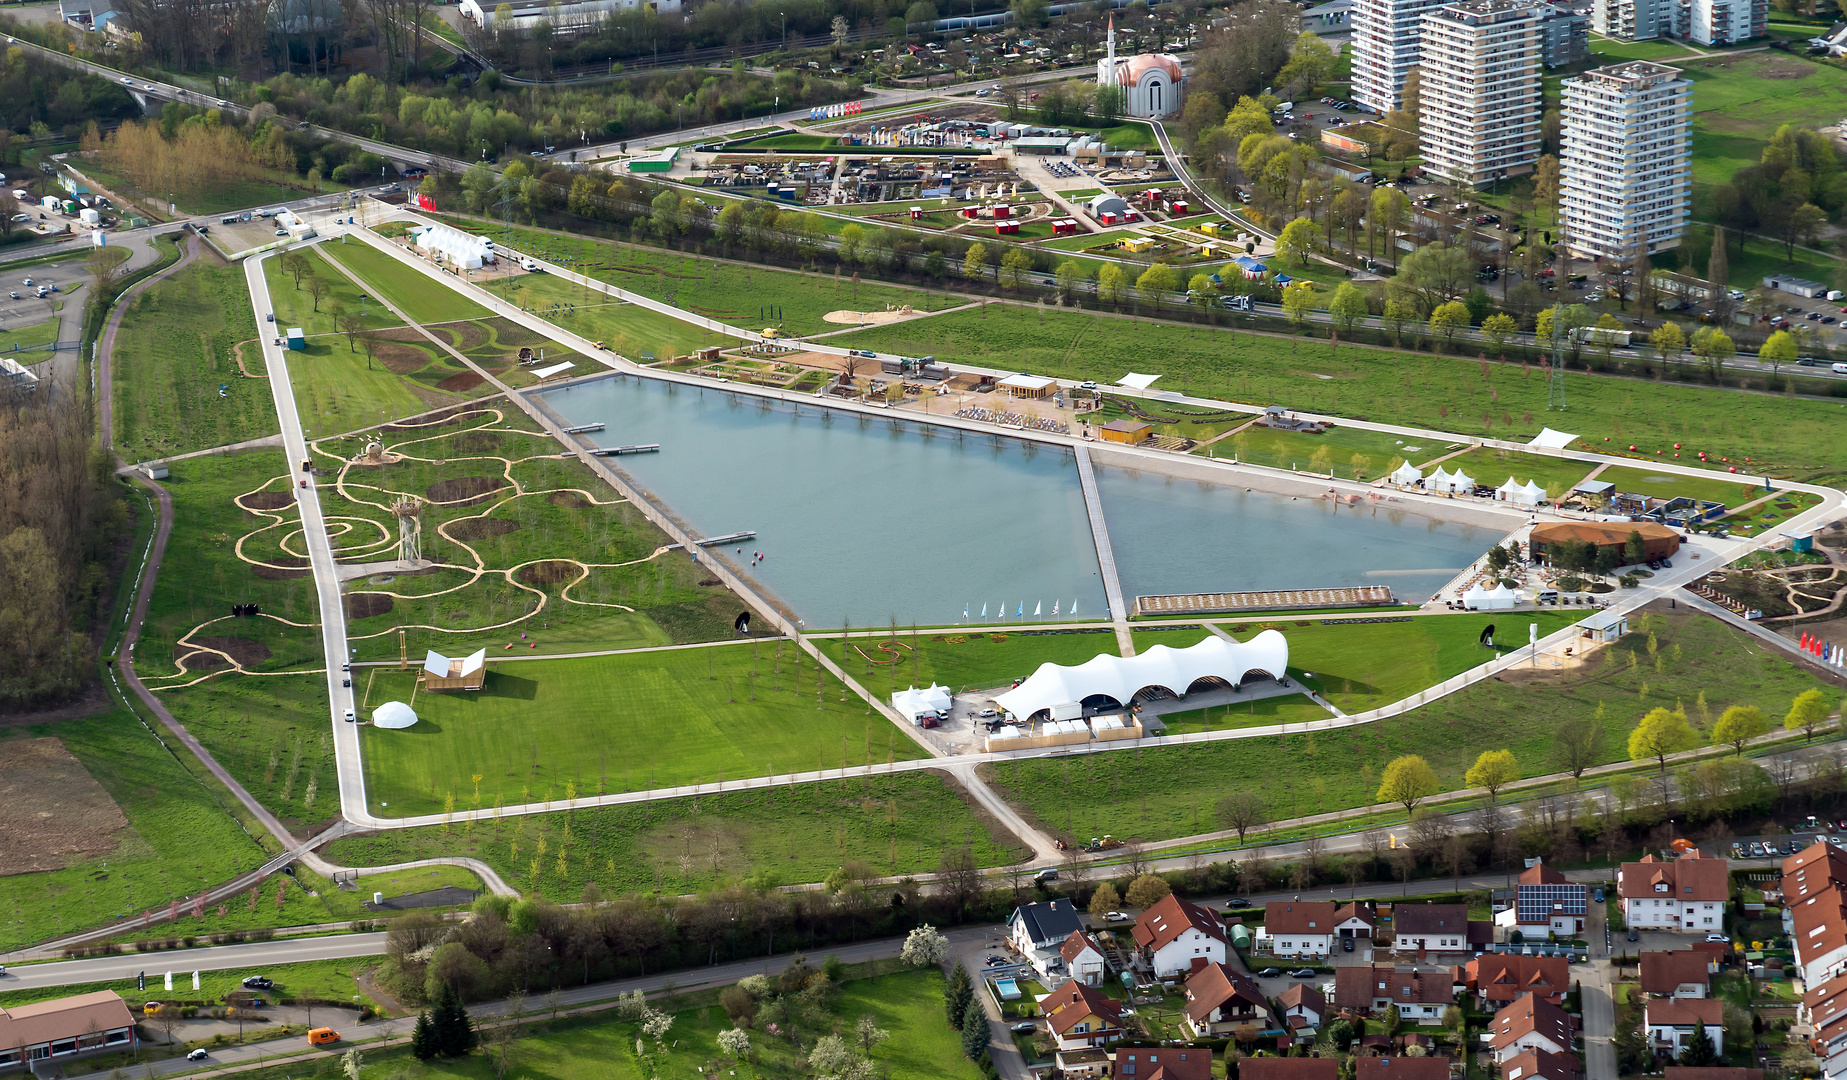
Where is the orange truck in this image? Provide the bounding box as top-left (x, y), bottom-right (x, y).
top-left (307, 1028), bottom-right (341, 1047)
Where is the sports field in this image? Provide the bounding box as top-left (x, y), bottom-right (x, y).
top-left (832, 304), bottom-right (1847, 476)
top-left (986, 608), bottom-right (1842, 843)
top-left (356, 646), bottom-right (931, 816)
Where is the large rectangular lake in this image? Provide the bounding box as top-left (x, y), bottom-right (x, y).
top-left (538, 377), bottom-right (1502, 626)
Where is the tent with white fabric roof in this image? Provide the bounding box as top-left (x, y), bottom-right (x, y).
top-left (1390, 461), bottom-right (1423, 486)
top-left (892, 684), bottom-right (953, 724)
top-left (993, 632), bottom-right (1289, 722)
top-left (1519, 480), bottom-right (1548, 505)
top-left (1450, 469), bottom-right (1476, 493)
top-left (1461, 582), bottom-right (1518, 610)
top-left (373, 701), bottom-right (418, 728)
top-left (1426, 466), bottom-right (1455, 492)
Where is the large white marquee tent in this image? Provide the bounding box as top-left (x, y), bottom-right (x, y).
top-left (892, 684), bottom-right (952, 723)
top-left (412, 224), bottom-right (496, 270)
top-left (993, 631), bottom-right (1289, 721)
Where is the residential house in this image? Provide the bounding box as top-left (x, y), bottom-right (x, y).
top-left (1134, 894), bottom-right (1229, 978)
top-left (1336, 901), bottom-right (1379, 942)
top-left (1242, 1059), bottom-right (1341, 1080)
top-left (1639, 951), bottom-right (1713, 999)
top-left (1008, 899), bottom-right (1084, 980)
top-left (1461, 954), bottom-right (1570, 1008)
top-left (1496, 860), bottom-right (1590, 940)
top-left (1055, 1048), bottom-right (1111, 1079)
top-left (1503, 1049), bottom-right (1584, 1080)
top-left (1783, 842), bottom-right (1847, 987)
top-left (1265, 901), bottom-right (1339, 957)
top-left (1618, 851), bottom-right (1729, 932)
top-left (1042, 978), bottom-right (1127, 1051)
top-left (1181, 962), bottom-right (1272, 1039)
top-left (1393, 904), bottom-right (1479, 954)
top-left (1488, 994), bottom-right (1577, 1063)
top-left (1644, 999), bottom-right (1725, 1058)
top-left (1333, 964), bottom-right (1457, 1021)
top-left (1112, 1046), bottom-right (1214, 1080)
top-left (1060, 930), bottom-right (1109, 987)
top-left (0, 991), bottom-right (138, 1071)
top-left (1354, 1056), bottom-right (1455, 1080)
top-left (1802, 974), bottom-right (1847, 1080)
top-left (1279, 983), bottom-right (1327, 1038)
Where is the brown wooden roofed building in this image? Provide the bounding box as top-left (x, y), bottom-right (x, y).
top-left (1181, 961), bottom-right (1271, 1038)
top-left (1640, 950), bottom-right (1714, 998)
top-left (1529, 521), bottom-right (1680, 561)
top-left (1354, 1056), bottom-right (1455, 1080)
top-left (0, 991), bottom-right (138, 1069)
top-left (1097, 418), bottom-right (1152, 444)
top-left (422, 647), bottom-right (488, 691)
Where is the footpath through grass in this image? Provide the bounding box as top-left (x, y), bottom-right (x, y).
top-left (0, 957), bottom-right (382, 1011)
top-left (833, 305), bottom-right (1847, 477)
top-left (330, 765), bottom-right (1028, 898)
top-left (112, 248), bottom-right (275, 458)
top-left (985, 607), bottom-right (1845, 844)
top-left (356, 645), bottom-right (930, 817)
top-left (0, 711), bottom-right (273, 954)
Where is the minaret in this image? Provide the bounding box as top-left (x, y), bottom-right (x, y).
top-left (1106, 13), bottom-right (1117, 84)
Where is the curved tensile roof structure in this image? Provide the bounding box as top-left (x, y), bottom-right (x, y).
top-left (373, 701), bottom-right (418, 729)
top-left (993, 630), bottom-right (1289, 720)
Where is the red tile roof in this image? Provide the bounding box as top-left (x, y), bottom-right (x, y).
top-left (1465, 955), bottom-right (1570, 1004)
top-left (1503, 1050), bottom-right (1583, 1080)
top-left (1043, 978), bottom-right (1125, 1036)
top-left (1782, 844), bottom-right (1847, 905)
top-left (1335, 902), bottom-right (1377, 927)
top-left (1265, 901), bottom-right (1339, 937)
top-left (1334, 965), bottom-right (1454, 1011)
top-left (1619, 851), bottom-right (1729, 902)
top-left (1519, 860), bottom-right (1570, 886)
top-left (1135, 894), bottom-right (1226, 952)
top-left (1354, 1056), bottom-right (1453, 1080)
top-left (1060, 930), bottom-right (1104, 965)
top-left (1646, 999), bottom-right (1724, 1028)
top-left (1393, 904), bottom-right (1471, 937)
top-left (1490, 994), bottom-right (1576, 1053)
top-left (1241, 1058), bottom-right (1342, 1080)
top-left (1182, 962), bottom-right (1268, 1026)
top-left (1117, 1046), bottom-right (1213, 1080)
top-left (1639, 951), bottom-right (1713, 995)
top-left (1279, 983), bottom-right (1327, 1017)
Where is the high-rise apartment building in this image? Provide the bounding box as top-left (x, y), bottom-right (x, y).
top-left (1591, 0), bottom-right (1662, 40)
top-left (1416, 0), bottom-right (1543, 187)
top-left (1351, 0), bottom-right (1450, 111)
top-left (1560, 61), bottom-right (1692, 260)
top-left (1686, 0), bottom-right (1765, 44)
top-left (1537, 4), bottom-right (1589, 66)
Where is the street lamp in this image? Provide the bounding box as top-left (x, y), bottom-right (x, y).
top-left (780, 10), bottom-right (786, 50)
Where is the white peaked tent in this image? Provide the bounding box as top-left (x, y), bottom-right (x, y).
top-left (1390, 461), bottom-right (1423, 486)
top-left (1426, 466), bottom-right (1455, 492)
top-left (892, 684), bottom-right (952, 723)
top-left (373, 701), bottom-right (418, 728)
top-left (1498, 477), bottom-right (1543, 506)
top-left (993, 631), bottom-right (1289, 721)
top-left (1496, 477), bottom-right (1524, 502)
top-left (1520, 480), bottom-right (1548, 505)
top-left (1462, 582), bottom-right (1518, 610)
top-left (1450, 469), bottom-right (1476, 493)
top-left (1527, 427), bottom-right (1578, 450)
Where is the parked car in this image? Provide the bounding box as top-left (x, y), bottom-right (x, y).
top-left (1223, 898), bottom-right (1249, 908)
top-left (1593, 888), bottom-right (1605, 903)
top-left (1342, 939), bottom-right (1355, 952)
top-left (1105, 911), bottom-right (1127, 922)
top-left (1011, 1021), bottom-right (1036, 1034)
top-left (242, 975), bottom-right (274, 989)
top-left (1256, 968), bottom-right (1282, 978)
top-left (187, 1049), bottom-right (209, 1062)
top-left (1706, 933), bottom-right (1730, 943)
top-left (1288, 969), bottom-right (1317, 978)
top-left (985, 955), bottom-right (1006, 966)
top-left (1627, 929), bottom-right (1639, 942)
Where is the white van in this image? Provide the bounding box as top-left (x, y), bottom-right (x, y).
top-left (1833, 363), bottom-right (1847, 375)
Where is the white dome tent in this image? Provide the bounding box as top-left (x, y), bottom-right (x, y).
top-left (1390, 461), bottom-right (1423, 487)
top-left (993, 631), bottom-right (1289, 722)
top-left (373, 701), bottom-right (418, 728)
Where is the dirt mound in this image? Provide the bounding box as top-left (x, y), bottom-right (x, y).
top-left (517, 560), bottom-right (580, 585)
top-left (175, 649), bottom-right (229, 671)
top-left (448, 517), bottom-right (522, 541)
top-left (242, 491), bottom-right (295, 511)
top-left (0, 738), bottom-right (131, 876)
top-left (549, 491), bottom-right (591, 509)
top-left (376, 342), bottom-right (432, 375)
top-left (425, 476), bottom-right (504, 505)
top-left (190, 636), bottom-right (273, 666)
top-left (345, 593), bottom-right (395, 619)
top-left (437, 371), bottom-right (487, 393)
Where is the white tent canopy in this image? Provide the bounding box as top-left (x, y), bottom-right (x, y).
top-left (1527, 427), bottom-right (1578, 450)
top-left (412, 224), bottom-right (495, 270)
top-left (1426, 466), bottom-right (1456, 492)
top-left (1461, 582), bottom-right (1518, 610)
top-left (373, 701), bottom-right (418, 728)
top-left (1520, 480), bottom-right (1548, 505)
top-left (993, 632), bottom-right (1289, 721)
top-left (1117, 373), bottom-right (1162, 390)
top-left (1450, 469), bottom-right (1475, 492)
top-left (892, 684), bottom-right (952, 722)
top-left (1498, 477), bottom-right (1542, 506)
top-left (1390, 461), bottom-right (1423, 485)
top-left (424, 648), bottom-right (486, 679)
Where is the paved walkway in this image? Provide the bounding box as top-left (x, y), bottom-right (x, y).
top-left (1073, 444), bottom-right (1133, 655)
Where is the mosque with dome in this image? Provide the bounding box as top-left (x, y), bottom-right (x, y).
top-left (1095, 16), bottom-right (1186, 119)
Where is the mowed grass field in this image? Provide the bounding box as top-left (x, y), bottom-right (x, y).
top-left (830, 627), bottom-right (1123, 694)
top-left (0, 314), bottom-right (60, 366)
top-left (495, 272), bottom-right (715, 360)
top-left (319, 239), bottom-right (492, 326)
top-left (1595, 463), bottom-right (1771, 508)
top-left (356, 647), bottom-right (931, 816)
top-left (424, 215), bottom-right (943, 337)
top-left (111, 242), bottom-right (279, 458)
top-left (1438, 447), bottom-right (1598, 495)
top-left (1681, 52), bottom-right (1847, 191)
top-left (1208, 421), bottom-right (1452, 478)
top-left (833, 305), bottom-right (1847, 476)
top-left (328, 766), bottom-right (1028, 898)
top-left (985, 608), bottom-right (1845, 843)
top-left (0, 956), bottom-right (382, 1011)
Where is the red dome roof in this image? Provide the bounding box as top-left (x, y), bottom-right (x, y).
top-left (1115, 52), bottom-right (1183, 86)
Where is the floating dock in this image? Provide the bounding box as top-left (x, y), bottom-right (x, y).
top-left (1133, 586), bottom-right (1395, 617)
top-left (589, 444), bottom-right (661, 456)
top-left (663, 530), bottom-right (757, 552)
top-left (561, 422), bottom-right (605, 434)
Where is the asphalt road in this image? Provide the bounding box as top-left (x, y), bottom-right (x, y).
top-left (0, 935), bottom-right (390, 990)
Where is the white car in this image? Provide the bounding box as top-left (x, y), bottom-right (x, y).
top-left (186, 1049), bottom-right (208, 1062)
top-left (1105, 910), bottom-right (1127, 921)
top-left (1706, 933), bottom-right (1730, 943)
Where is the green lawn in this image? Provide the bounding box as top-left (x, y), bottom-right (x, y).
top-left (0, 313), bottom-right (59, 364)
top-left (1207, 421), bottom-right (1445, 478)
top-left (264, 247), bottom-right (406, 340)
top-left (319, 240), bottom-right (492, 326)
top-left (110, 242), bottom-right (278, 458)
top-left (843, 627), bottom-right (1122, 694)
top-left (0, 957), bottom-right (382, 1011)
top-left (1680, 52), bottom-right (1847, 192)
top-left (425, 215), bottom-right (943, 338)
top-left (78, 159), bottom-right (350, 218)
top-left (829, 304), bottom-right (1847, 476)
top-left (985, 608), bottom-right (1840, 844)
top-left (1595, 464), bottom-right (1768, 509)
top-left (328, 766), bottom-right (1028, 899)
top-left (1588, 37), bottom-right (1699, 61)
top-left (1438, 447), bottom-right (1598, 496)
top-left (1659, 220), bottom-right (1842, 289)
top-left (0, 711), bottom-right (275, 953)
top-left (355, 647), bottom-right (931, 817)
top-left (492, 273), bottom-right (717, 360)
top-left (1154, 692), bottom-right (1334, 733)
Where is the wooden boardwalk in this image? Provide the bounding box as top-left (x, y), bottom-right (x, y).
top-left (1134, 586), bottom-right (1395, 617)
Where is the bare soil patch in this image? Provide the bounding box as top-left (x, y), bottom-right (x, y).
top-left (346, 592), bottom-right (396, 619)
top-left (242, 491), bottom-right (295, 511)
top-left (425, 476), bottom-right (504, 505)
top-left (376, 342), bottom-right (433, 376)
top-left (175, 648), bottom-right (230, 671)
top-left (193, 636), bottom-right (274, 666)
top-left (1759, 57), bottom-right (1814, 78)
top-left (447, 322), bottom-right (488, 351)
top-left (448, 516), bottom-right (522, 541)
top-left (517, 560), bottom-right (580, 585)
top-left (549, 491), bottom-right (591, 509)
top-left (0, 738), bottom-right (132, 876)
top-left (437, 371), bottom-right (486, 393)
